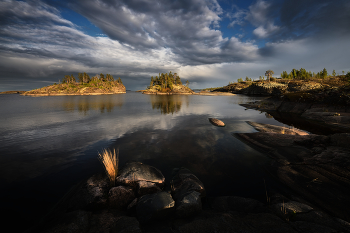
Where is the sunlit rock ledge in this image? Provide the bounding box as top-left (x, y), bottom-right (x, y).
top-left (21, 82), bottom-right (126, 96)
top-left (22, 92), bottom-right (126, 96)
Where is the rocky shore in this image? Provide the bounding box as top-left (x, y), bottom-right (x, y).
top-left (141, 84), bottom-right (194, 95)
top-left (22, 82), bottom-right (126, 96)
top-left (241, 98), bottom-right (350, 134)
top-left (28, 159), bottom-right (350, 233)
top-left (234, 122), bottom-right (350, 228)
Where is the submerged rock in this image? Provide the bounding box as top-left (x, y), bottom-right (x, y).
top-left (208, 118), bottom-right (225, 127)
top-left (116, 162), bottom-right (165, 192)
top-left (136, 191), bottom-right (175, 223)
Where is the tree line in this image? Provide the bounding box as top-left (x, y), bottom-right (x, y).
top-left (235, 68), bottom-right (349, 83)
top-left (61, 73), bottom-right (123, 84)
top-left (149, 71), bottom-right (188, 90)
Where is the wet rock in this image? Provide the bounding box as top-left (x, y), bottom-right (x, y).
top-left (68, 174), bottom-right (109, 211)
top-left (137, 180), bottom-right (162, 196)
top-left (176, 191), bottom-right (202, 218)
top-left (212, 196), bottom-right (265, 213)
top-left (108, 186), bottom-right (135, 210)
top-left (136, 191), bottom-right (175, 223)
top-left (271, 201), bottom-right (313, 219)
top-left (208, 118), bottom-right (225, 127)
top-left (110, 216), bottom-right (141, 233)
top-left (171, 168), bottom-right (205, 218)
top-left (171, 168), bottom-right (206, 200)
top-left (117, 162), bottom-right (165, 190)
top-left (247, 121), bottom-right (309, 135)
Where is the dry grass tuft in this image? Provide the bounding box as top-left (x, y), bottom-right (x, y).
top-left (98, 148), bottom-right (119, 186)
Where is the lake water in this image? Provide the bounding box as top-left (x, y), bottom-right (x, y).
top-left (1, 92), bottom-right (292, 232)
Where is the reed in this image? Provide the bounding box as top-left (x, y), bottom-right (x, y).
top-left (98, 148), bottom-right (119, 186)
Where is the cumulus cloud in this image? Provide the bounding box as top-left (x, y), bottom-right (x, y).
top-left (0, 0), bottom-right (349, 91)
top-left (69, 0), bottom-right (259, 65)
top-left (245, 0), bottom-right (280, 38)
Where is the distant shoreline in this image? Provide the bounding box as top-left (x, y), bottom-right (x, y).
top-left (0, 91), bottom-right (26, 95)
top-left (21, 92), bottom-right (126, 96)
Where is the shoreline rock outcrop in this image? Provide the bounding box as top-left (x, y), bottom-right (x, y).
top-left (28, 157), bottom-right (350, 233)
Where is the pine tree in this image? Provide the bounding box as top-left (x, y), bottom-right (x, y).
top-left (321, 68), bottom-right (328, 79)
top-left (332, 70), bottom-right (336, 76)
top-left (78, 73), bottom-right (84, 83)
top-left (100, 73), bottom-right (105, 82)
top-left (70, 74), bottom-right (76, 83)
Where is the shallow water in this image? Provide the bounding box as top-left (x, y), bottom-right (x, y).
top-left (0, 92), bottom-right (292, 232)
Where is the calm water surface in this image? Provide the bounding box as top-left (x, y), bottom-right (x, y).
top-left (1, 92), bottom-right (290, 232)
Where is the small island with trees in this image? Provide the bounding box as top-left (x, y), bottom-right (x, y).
top-left (22, 73), bottom-right (126, 96)
top-left (140, 72), bottom-right (194, 95)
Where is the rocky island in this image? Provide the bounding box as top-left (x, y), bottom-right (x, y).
top-left (140, 72), bottom-right (194, 95)
top-left (22, 73), bottom-right (126, 96)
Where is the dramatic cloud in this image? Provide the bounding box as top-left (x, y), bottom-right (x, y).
top-left (0, 0), bottom-right (349, 91)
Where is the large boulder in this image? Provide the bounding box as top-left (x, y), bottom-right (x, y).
top-left (136, 191), bottom-right (175, 223)
top-left (108, 186), bottom-right (135, 210)
top-left (117, 162), bottom-right (165, 195)
top-left (171, 168), bottom-right (205, 218)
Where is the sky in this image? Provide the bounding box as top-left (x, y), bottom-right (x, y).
top-left (0, 0), bottom-right (349, 91)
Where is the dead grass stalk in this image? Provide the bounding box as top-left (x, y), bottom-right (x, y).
top-left (98, 148), bottom-right (119, 186)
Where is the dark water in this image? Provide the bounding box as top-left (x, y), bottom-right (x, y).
top-left (0, 92), bottom-right (291, 232)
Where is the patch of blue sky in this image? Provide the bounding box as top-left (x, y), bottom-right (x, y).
top-left (60, 8), bottom-right (106, 37)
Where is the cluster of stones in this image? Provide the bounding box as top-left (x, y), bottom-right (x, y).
top-left (41, 162), bottom-right (205, 232)
top-left (39, 161), bottom-right (350, 233)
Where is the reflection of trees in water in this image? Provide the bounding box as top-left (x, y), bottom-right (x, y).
top-left (150, 95), bottom-right (188, 114)
top-left (61, 95), bottom-right (124, 114)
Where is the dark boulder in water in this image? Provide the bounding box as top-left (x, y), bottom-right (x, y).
top-left (171, 168), bottom-right (205, 218)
